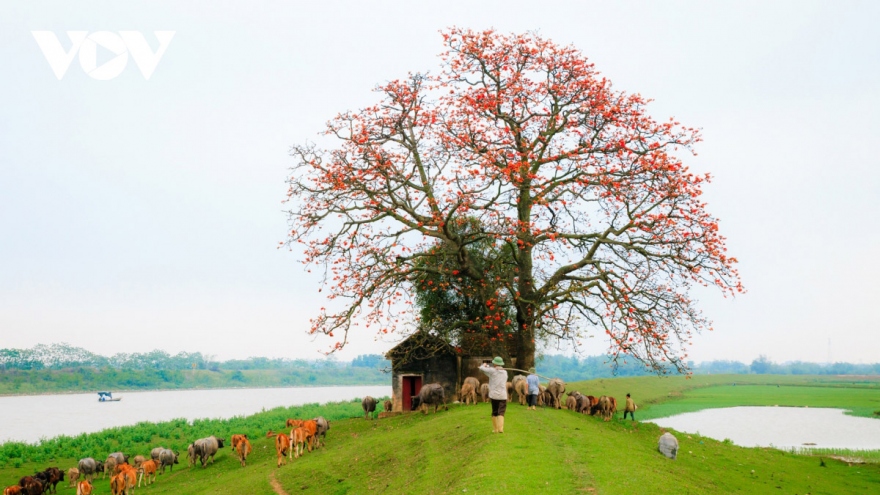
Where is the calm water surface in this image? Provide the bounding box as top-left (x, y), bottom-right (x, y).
top-left (0, 385), bottom-right (390, 444)
top-left (647, 406), bottom-right (880, 449)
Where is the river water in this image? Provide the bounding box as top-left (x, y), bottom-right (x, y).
top-left (647, 406), bottom-right (880, 449)
top-left (0, 385), bottom-right (391, 444)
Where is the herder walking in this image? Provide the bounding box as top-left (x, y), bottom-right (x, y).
top-left (624, 393), bottom-right (636, 420)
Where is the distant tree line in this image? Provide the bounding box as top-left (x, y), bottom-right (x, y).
top-left (0, 343), bottom-right (390, 372)
top-left (534, 354), bottom-right (880, 382)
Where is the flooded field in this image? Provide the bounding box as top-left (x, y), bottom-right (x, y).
top-left (647, 406), bottom-right (880, 449)
top-left (0, 385), bottom-right (390, 444)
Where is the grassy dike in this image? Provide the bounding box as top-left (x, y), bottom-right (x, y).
top-left (2, 375), bottom-right (879, 494)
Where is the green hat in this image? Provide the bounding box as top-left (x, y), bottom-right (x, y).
top-left (492, 356), bottom-right (504, 366)
top-left (528, 367), bottom-right (536, 374)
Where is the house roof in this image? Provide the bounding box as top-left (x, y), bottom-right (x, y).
top-left (385, 332), bottom-right (457, 361)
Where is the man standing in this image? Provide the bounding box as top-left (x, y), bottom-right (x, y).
top-left (479, 357), bottom-right (509, 433)
top-left (624, 393), bottom-right (636, 420)
top-left (526, 367), bottom-right (540, 411)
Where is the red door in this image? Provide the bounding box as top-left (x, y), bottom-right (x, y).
top-left (402, 376), bottom-right (422, 411)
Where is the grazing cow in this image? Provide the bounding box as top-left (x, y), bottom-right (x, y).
top-left (67, 468), bottom-right (80, 488)
top-left (607, 396), bottom-right (618, 420)
top-left (362, 396), bottom-right (377, 420)
top-left (290, 427), bottom-right (308, 459)
top-left (3, 486), bottom-right (22, 495)
top-left (576, 395), bottom-right (593, 414)
top-left (192, 436), bottom-right (224, 467)
top-left (230, 434), bottom-right (247, 450)
top-left (383, 400), bottom-right (392, 412)
top-left (587, 395), bottom-right (600, 415)
top-left (186, 444), bottom-right (196, 467)
top-left (107, 452), bottom-right (129, 465)
top-left (565, 394), bottom-right (577, 410)
top-left (479, 383), bottom-right (489, 402)
top-left (314, 416), bottom-right (330, 448)
top-left (149, 447), bottom-right (164, 463)
top-left (231, 435), bottom-right (252, 467)
top-left (109, 473), bottom-right (125, 495)
top-left (77, 459), bottom-right (99, 482)
top-left (285, 418), bottom-right (298, 428)
top-left (540, 389), bottom-right (553, 407)
top-left (118, 464), bottom-right (136, 493)
top-left (462, 376), bottom-right (480, 395)
top-left (514, 377), bottom-right (528, 406)
top-left (506, 381), bottom-right (513, 402)
top-left (102, 458), bottom-right (117, 480)
top-left (35, 467), bottom-right (64, 494)
top-left (19, 478), bottom-right (42, 495)
top-left (137, 460), bottom-right (157, 487)
top-left (598, 395), bottom-right (615, 421)
top-left (416, 383), bottom-right (448, 414)
top-left (658, 432), bottom-right (679, 460)
top-left (301, 420), bottom-right (319, 451)
top-left (158, 449), bottom-right (180, 473)
top-left (275, 433), bottom-right (291, 467)
top-left (132, 455), bottom-right (145, 468)
top-left (75, 481), bottom-right (92, 495)
top-left (547, 378), bottom-right (566, 409)
top-left (459, 382), bottom-right (477, 405)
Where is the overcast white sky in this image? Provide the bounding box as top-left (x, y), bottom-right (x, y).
top-left (1, 1), bottom-right (878, 365)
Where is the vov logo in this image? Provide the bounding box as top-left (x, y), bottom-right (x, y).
top-left (32, 31), bottom-right (175, 80)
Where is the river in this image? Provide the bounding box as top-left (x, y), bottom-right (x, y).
top-left (0, 385), bottom-right (391, 444)
top-left (647, 406), bottom-right (880, 449)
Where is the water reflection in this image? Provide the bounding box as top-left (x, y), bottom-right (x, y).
top-left (647, 406), bottom-right (880, 449)
top-left (0, 386), bottom-right (390, 444)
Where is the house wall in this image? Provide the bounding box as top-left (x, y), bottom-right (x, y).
top-left (390, 354), bottom-right (458, 412)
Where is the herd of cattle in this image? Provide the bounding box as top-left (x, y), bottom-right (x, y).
top-left (2, 416), bottom-right (330, 495)
top-left (3, 377), bottom-right (623, 495)
top-left (361, 375), bottom-right (622, 421)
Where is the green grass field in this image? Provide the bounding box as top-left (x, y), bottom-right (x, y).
top-left (2, 375), bottom-right (879, 494)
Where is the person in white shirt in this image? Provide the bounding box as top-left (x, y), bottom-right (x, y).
top-left (479, 356), bottom-right (509, 433)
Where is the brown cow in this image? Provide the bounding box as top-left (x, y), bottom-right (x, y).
top-left (301, 419), bottom-right (319, 451)
top-left (598, 395), bottom-right (615, 421)
top-left (67, 468), bottom-right (80, 488)
top-left (137, 460), bottom-right (158, 487)
top-left (290, 427), bottom-right (308, 459)
top-left (102, 458), bottom-right (117, 480)
top-left (232, 435), bottom-right (252, 467)
top-left (459, 382), bottom-right (477, 405)
top-left (109, 473), bottom-right (125, 495)
top-left (479, 383), bottom-right (489, 402)
top-left (506, 381), bottom-right (513, 402)
top-left (19, 478), bottom-right (42, 495)
top-left (547, 378), bottom-right (566, 409)
top-left (275, 433), bottom-right (291, 467)
top-left (132, 455), bottom-right (145, 468)
top-left (514, 377), bottom-right (528, 406)
top-left (118, 464), bottom-right (136, 492)
top-left (462, 376), bottom-right (480, 394)
top-left (565, 395), bottom-right (577, 410)
top-left (75, 481), bottom-right (92, 495)
top-left (383, 400), bottom-right (392, 412)
top-left (3, 486), bottom-right (22, 495)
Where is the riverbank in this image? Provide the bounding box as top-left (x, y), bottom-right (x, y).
top-left (0, 385), bottom-right (391, 445)
top-left (0, 367), bottom-right (387, 396)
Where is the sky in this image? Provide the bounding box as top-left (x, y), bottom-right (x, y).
top-left (1, 1), bottom-right (878, 364)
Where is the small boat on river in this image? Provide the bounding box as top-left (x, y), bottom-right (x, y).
top-left (98, 391), bottom-right (122, 402)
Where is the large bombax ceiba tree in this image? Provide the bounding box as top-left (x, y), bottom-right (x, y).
top-left (285, 28), bottom-right (742, 373)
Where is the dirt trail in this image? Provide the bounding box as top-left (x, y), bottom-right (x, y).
top-left (270, 472), bottom-right (290, 495)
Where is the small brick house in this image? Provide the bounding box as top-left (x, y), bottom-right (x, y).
top-left (385, 333), bottom-right (514, 412)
